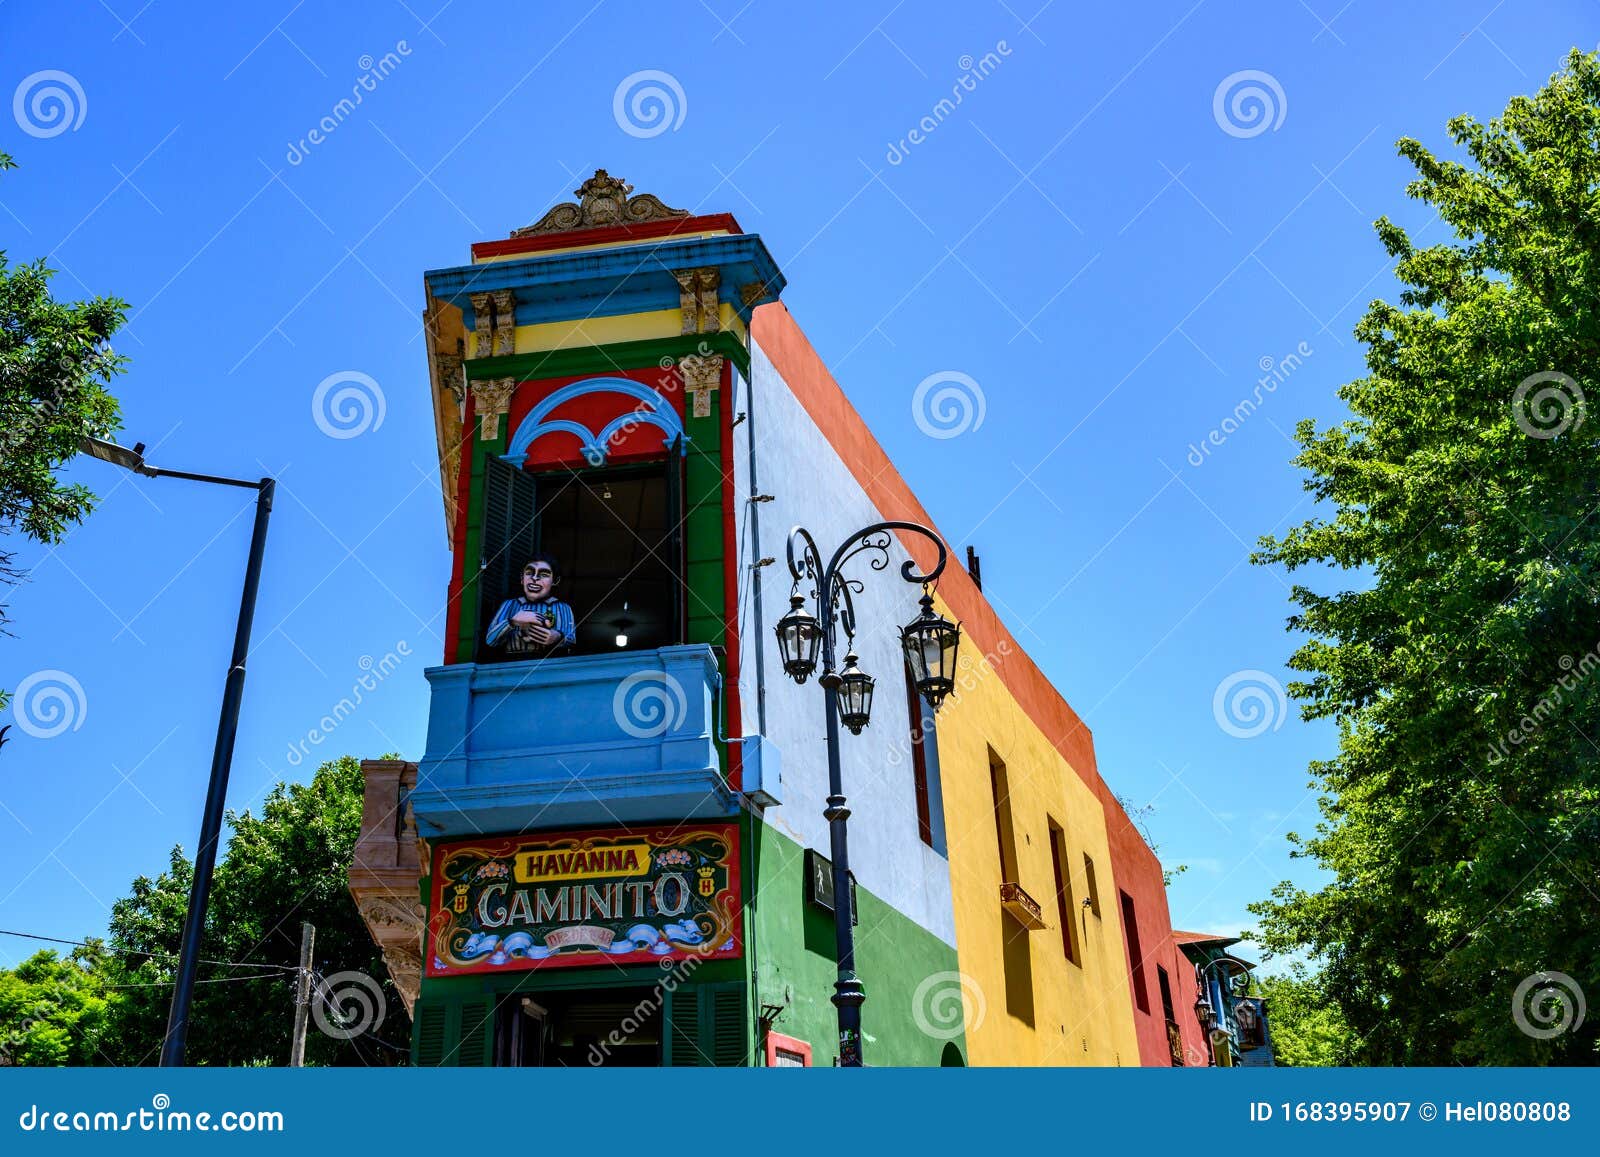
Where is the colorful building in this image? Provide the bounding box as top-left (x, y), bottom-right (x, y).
top-left (349, 170), bottom-right (1219, 1067)
top-left (1176, 932), bottom-right (1277, 1067)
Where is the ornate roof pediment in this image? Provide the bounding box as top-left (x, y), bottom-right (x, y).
top-left (512, 169), bottom-right (689, 237)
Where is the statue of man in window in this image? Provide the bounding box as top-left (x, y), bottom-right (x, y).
top-left (485, 553), bottom-right (577, 656)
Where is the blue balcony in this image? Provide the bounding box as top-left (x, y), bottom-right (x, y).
top-left (409, 644), bottom-right (741, 837)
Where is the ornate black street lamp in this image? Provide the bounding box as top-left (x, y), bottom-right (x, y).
top-left (774, 521), bottom-right (960, 1066)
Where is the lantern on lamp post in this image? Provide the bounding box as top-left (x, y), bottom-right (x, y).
top-left (900, 593), bottom-right (961, 710)
top-left (774, 521), bottom-right (960, 1067)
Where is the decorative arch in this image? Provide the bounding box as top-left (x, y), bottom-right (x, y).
top-left (500, 377), bottom-right (686, 467)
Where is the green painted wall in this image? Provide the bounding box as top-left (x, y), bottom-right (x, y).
top-left (749, 821), bottom-right (966, 1066)
top-left (453, 409), bottom-right (507, 662)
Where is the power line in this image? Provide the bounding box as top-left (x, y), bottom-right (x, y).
top-left (0, 928), bottom-right (297, 973)
top-left (99, 974), bottom-right (292, 990)
top-left (308, 970), bottom-right (409, 1057)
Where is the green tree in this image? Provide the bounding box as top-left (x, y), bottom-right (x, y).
top-left (1253, 965), bottom-right (1354, 1067)
top-left (0, 756), bottom-right (410, 1065)
top-left (102, 755), bottom-right (411, 1065)
top-left (0, 942), bottom-right (114, 1066)
top-left (0, 148), bottom-right (128, 701)
top-left (1251, 51), bottom-right (1600, 1065)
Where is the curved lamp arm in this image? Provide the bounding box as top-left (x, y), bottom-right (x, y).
top-left (783, 520), bottom-right (950, 671)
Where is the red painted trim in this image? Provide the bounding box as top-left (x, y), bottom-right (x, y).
top-left (764, 1030), bottom-right (813, 1067)
top-left (750, 303), bottom-right (1102, 786)
top-left (750, 303), bottom-right (1190, 1066)
top-left (470, 213), bottom-right (744, 261)
top-left (443, 395), bottom-right (477, 665)
top-left (718, 356), bottom-right (743, 792)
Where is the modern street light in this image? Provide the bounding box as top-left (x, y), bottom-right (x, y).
top-left (774, 521), bottom-right (960, 1066)
top-left (79, 437), bottom-right (275, 1068)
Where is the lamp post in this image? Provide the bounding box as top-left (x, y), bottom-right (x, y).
top-left (80, 437), bottom-right (274, 1068)
top-left (773, 521), bottom-right (960, 1066)
top-left (1193, 956), bottom-right (1240, 1066)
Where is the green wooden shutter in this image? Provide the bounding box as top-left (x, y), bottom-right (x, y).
top-left (666, 984), bottom-right (701, 1066)
top-left (667, 982), bottom-right (747, 1066)
top-left (477, 457), bottom-right (539, 660)
top-left (456, 996), bottom-right (495, 1067)
top-left (709, 983), bottom-right (749, 1066)
top-left (412, 1001), bottom-right (448, 1066)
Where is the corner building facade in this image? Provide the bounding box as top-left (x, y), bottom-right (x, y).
top-left (350, 171), bottom-right (1210, 1067)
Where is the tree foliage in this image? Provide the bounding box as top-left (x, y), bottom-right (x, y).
top-left (1254, 965), bottom-right (1355, 1067)
top-left (0, 148), bottom-right (128, 696)
top-left (1250, 51), bottom-right (1600, 1065)
top-left (0, 943), bottom-right (114, 1066)
top-left (0, 756), bottom-right (411, 1065)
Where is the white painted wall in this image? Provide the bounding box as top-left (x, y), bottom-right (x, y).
top-left (733, 338), bottom-right (956, 947)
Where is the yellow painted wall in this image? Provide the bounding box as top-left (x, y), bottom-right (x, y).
top-left (930, 595), bottom-right (1142, 1066)
top-left (508, 305), bottom-right (746, 357)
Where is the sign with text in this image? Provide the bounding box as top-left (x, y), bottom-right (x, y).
top-left (427, 825), bottom-right (741, 976)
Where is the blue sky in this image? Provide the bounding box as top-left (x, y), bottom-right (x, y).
top-left (1, 0), bottom-right (1593, 971)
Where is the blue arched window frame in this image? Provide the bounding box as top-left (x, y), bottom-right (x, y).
top-left (500, 377), bottom-right (687, 467)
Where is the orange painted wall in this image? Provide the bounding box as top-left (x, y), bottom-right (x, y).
top-left (751, 302), bottom-right (1201, 1065)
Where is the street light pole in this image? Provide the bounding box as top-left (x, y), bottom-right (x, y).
top-left (774, 521), bottom-right (959, 1067)
top-left (79, 438), bottom-right (274, 1068)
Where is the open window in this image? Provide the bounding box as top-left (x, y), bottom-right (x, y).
top-left (476, 450), bottom-right (685, 662)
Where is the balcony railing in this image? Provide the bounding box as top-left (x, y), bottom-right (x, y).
top-left (409, 644), bottom-right (758, 837)
top-left (999, 880), bottom-right (1047, 930)
top-left (1166, 1019), bottom-right (1185, 1066)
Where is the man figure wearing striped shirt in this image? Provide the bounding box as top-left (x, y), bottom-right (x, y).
top-left (485, 553), bottom-right (577, 657)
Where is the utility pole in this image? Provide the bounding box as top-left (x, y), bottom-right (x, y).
top-left (289, 922), bottom-right (315, 1067)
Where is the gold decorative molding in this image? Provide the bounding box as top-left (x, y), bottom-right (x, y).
top-left (468, 290), bottom-right (516, 359)
top-left (423, 297), bottom-right (467, 547)
top-left (468, 292), bottom-right (494, 359)
top-left (512, 169), bottom-right (689, 236)
top-left (471, 377), bottom-right (517, 441)
top-left (739, 281), bottom-right (770, 309)
top-left (677, 353), bottom-right (724, 419)
top-left (674, 267), bottom-right (721, 335)
top-left (491, 290), bottom-right (516, 356)
top-left (435, 353), bottom-right (465, 411)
